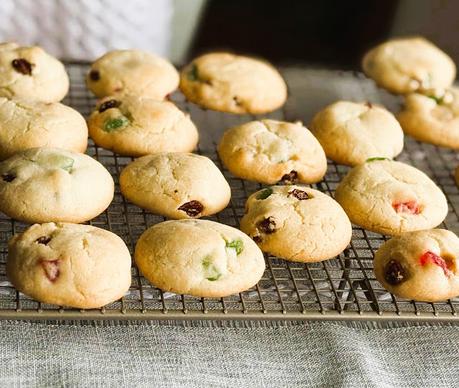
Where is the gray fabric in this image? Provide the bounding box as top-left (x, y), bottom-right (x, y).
top-left (0, 320), bottom-right (458, 387)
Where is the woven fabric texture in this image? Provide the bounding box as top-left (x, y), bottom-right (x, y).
top-left (0, 320), bottom-right (457, 387)
top-left (0, 0), bottom-right (173, 60)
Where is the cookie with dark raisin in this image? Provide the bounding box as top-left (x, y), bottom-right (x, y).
top-left (0, 42), bottom-right (69, 102)
top-left (134, 219), bottom-right (265, 297)
top-left (7, 222), bottom-right (131, 308)
top-left (218, 119), bottom-right (327, 184)
top-left (240, 185), bottom-right (351, 262)
top-left (120, 152), bottom-right (230, 219)
top-left (374, 229), bottom-right (459, 302)
top-left (0, 147), bottom-right (114, 223)
top-left (86, 49), bottom-right (178, 99)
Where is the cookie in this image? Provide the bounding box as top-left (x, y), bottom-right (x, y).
top-left (120, 152), bottom-right (231, 219)
top-left (335, 159), bottom-right (448, 235)
top-left (0, 42), bottom-right (69, 102)
top-left (135, 219), bottom-right (265, 297)
top-left (7, 222), bottom-right (131, 308)
top-left (87, 95), bottom-right (199, 156)
top-left (179, 52), bottom-right (287, 114)
top-left (217, 119), bottom-right (327, 184)
top-left (0, 147), bottom-right (114, 223)
top-left (397, 87), bottom-right (459, 149)
top-left (86, 49), bottom-right (179, 99)
top-left (362, 37), bottom-right (456, 94)
top-left (309, 101), bottom-right (404, 166)
top-left (240, 185), bottom-right (352, 262)
top-left (374, 229), bottom-right (459, 302)
top-left (0, 97), bottom-right (88, 160)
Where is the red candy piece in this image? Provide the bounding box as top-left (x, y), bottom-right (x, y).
top-left (393, 200), bottom-right (421, 215)
top-left (40, 259), bottom-right (60, 282)
top-left (419, 251), bottom-right (453, 277)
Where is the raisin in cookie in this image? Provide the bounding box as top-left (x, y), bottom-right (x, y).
top-left (240, 186), bottom-right (352, 262)
top-left (135, 219), bottom-right (265, 297)
top-left (0, 97), bottom-right (88, 160)
top-left (86, 49), bottom-right (179, 99)
top-left (217, 119), bottom-right (327, 184)
top-left (0, 42), bottom-right (69, 102)
top-left (120, 152), bottom-right (231, 219)
top-left (87, 95), bottom-right (199, 156)
top-left (397, 87), bottom-right (459, 149)
top-left (374, 229), bottom-right (459, 302)
top-left (7, 222), bottom-right (131, 308)
top-left (0, 147), bottom-right (114, 223)
top-left (309, 101), bottom-right (404, 166)
top-left (335, 159), bottom-right (447, 235)
top-left (179, 52), bottom-right (287, 114)
top-left (362, 37), bottom-right (455, 94)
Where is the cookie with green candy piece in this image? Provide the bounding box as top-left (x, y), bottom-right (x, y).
top-left (135, 219), bottom-right (265, 297)
top-left (397, 87), bottom-right (459, 149)
top-left (309, 101), bottom-right (404, 166)
top-left (88, 95), bottom-right (199, 156)
top-left (0, 147), bottom-right (114, 223)
top-left (179, 52), bottom-right (287, 114)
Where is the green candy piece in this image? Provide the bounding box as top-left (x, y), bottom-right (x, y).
top-left (103, 116), bottom-right (130, 132)
top-left (225, 239), bottom-right (244, 255)
top-left (427, 95), bottom-right (443, 104)
top-left (257, 187), bottom-right (273, 200)
top-left (35, 154), bottom-right (74, 172)
top-left (202, 256), bottom-right (221, 281)
top-left (187, 64), bottom-right (199, 81)
top-left (366, 157), bottom-right (390, 163)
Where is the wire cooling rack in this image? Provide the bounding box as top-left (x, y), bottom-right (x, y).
top-left (0, 62), bottom-right (458, 321)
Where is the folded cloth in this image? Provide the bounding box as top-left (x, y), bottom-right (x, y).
top-left (0, 320), bottom-right (457, 387)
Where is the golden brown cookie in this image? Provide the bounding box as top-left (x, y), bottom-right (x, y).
top-left (180, 52), bottom-right (287, 114)
top-left (374, 229), bottom-right (459, 302)
top-left (218, 119), bottom-right (327, 184)
top-left (362, 37), bottom-right (455, 94)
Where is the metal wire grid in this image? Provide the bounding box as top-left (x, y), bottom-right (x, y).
top-left (0, 62), bottom-right (458, 321)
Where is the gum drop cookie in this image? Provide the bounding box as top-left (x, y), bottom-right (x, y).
top-left (309, 101), bottom-right (404, 166)
top-left (397, 87), bottom-right (459, 149)
top-left (120, 153), bottom-right (231, 219)
top-left (374, 229), bottom-right (459, 302)
top-left (362, 37), bottom-right (456, 94)
top-left (335, 159), bottom-right (447, 235)
top-left (240, 185), bottom-right (352, 262)
top-left (179, 52), bottom-right (287, 114)
top-left (0, 97), bottom-right (88, 160)
top-left (217, 119), bottom-right (327, 184)
top-left (0, 42), bottom-right (69, 102)
top-left (86, 49), bottom-right (179, 99)
top-left (0, 147), bottom-right (114, 223)
top-left (135, 219), bottom-right (265, 297)
top-left (7, 222), bottom-right (131, 308)
top-left (87, 95), bottom-right (199, 156)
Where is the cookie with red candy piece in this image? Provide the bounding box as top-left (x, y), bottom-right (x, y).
top-left (334, 159), bottom-right (447, 235)
top-left (374, 229), bottom-right (459, 302)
